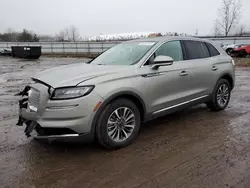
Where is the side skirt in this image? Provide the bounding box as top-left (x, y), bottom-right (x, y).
top-left (144, 95), bottom-right (211, 122)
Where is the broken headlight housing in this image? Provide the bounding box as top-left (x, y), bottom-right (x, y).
top-left (51, 86), bottom-right (94, 100)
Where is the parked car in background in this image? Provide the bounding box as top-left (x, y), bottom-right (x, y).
top-left (17, 36), bottom-right (235, 149)
top-left (222, 44), bottom-right (238, 55)
top-left (232, 45), bottom-right (250, 58)
top-left (0, 49), bottom-right (12, 56)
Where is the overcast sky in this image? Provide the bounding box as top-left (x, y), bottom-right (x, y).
top-left (0, 0), bottom-right (249, 37)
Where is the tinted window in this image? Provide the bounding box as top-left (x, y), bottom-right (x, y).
top-left (183, 41), bottom-right (210, 60)
top-left (155, 41), bottom-right (183, 61)
top-left (206, 43), bottom-right (220, 56)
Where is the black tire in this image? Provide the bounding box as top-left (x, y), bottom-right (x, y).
top-left (241, 50), bottom-right (247, 58)
top-left (96, 98), bottom-right (141, 149)
top-left (206, 79), bottom-right (231, 111)
top-left (226, 48), bottom-right (233, 55)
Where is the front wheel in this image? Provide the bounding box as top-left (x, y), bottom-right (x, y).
top-left (206, 79), bottom-right (231, 111)
top-left (96, 98), bottom-right (141, 149)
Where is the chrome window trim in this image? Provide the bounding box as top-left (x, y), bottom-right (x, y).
top-left (140, 39), bottom-right (222, 68)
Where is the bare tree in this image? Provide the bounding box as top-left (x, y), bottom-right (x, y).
top-left (6, 28), bottom-right (13, 41)
top-left (67, 25), bottom-right (79, 42)
top-left (18, 29), bottom-right (39, 42)
top-left (237, 24), bottom-right (245, 36)
top-left (55, 29), bottom-right (68, 42)
top-left (213, 22), bottom-right (222, 36)
top-left (216, 0), bottom-right (242, 36)
top-left (0, 29), bottom-right (37, 42)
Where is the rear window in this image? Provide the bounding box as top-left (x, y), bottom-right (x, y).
top-left (183, 40), bottom-right (210, 60)
top-left (206, 43), bottom-right (220, 56)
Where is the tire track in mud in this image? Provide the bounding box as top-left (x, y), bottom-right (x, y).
top-left (1, 57), bottom-right (250, 188)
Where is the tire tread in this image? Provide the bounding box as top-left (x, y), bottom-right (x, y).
top-left (95, 98), bottom-right (140, 149)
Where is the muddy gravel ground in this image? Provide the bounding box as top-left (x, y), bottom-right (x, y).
top-left (1, 57), bottom-right (250, 188)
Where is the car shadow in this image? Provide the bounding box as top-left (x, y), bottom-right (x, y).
top-left (31, 104), bottom-right (211, 153)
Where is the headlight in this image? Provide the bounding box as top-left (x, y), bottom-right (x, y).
top-left (51, 86), bottom-right (94, 100)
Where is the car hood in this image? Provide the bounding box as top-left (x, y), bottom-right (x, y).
top-left (33, 63), bottom-right (129, 88)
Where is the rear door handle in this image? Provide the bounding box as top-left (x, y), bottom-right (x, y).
top-left (179, 70), bottom-right (188, 76)
top-left (212, 66), bottom-right (218, 71)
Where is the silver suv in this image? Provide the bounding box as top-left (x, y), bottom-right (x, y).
top-left (17, 36), bottom-right (235, 149)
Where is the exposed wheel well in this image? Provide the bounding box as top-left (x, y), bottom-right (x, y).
top-left (221, 74), bottom-right (234, 89)
top-left (108, 94), bottom-right (145, 122)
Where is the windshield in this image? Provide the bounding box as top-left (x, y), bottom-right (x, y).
top-left (91, 42), bottom-right (156, 65)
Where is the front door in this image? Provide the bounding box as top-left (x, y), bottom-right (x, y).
top-left (136, 40), bottom-right (193, 114)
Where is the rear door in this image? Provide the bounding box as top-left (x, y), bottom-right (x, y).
top-left (182, 40), bottom-right (218, 99)
top-left (206, 42), bottom-right (231, 91)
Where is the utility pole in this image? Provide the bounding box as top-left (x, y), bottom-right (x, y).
top-left (195, 29), bottom-right (199, 36)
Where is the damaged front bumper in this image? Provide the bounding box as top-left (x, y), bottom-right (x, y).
top-left (16, 85), bottom-right (89, 141)
top-left (16, 83), bottom-right (100, 142)
top-left (16, 84), bottom-right (46, 138)
top-left (16, 85), bottom-right (36, 137)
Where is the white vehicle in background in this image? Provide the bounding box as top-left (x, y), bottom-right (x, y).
top-left (222, 44), bottom-right (240, 55)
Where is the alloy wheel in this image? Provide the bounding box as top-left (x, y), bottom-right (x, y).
top-left (216, 84), bottom-right (229, 107)
top-left (107, 107), bottom-right (136, 142)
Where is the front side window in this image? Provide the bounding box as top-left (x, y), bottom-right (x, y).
top-left (91, 42), bottom-right (156, 65)
top-left (155, 40), bottom-right (183, 61)
top-left (183, 41), bottom-right (210, 60)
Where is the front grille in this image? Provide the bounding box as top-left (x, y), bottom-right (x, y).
top-left (28, 88), bottom-right (40, 108)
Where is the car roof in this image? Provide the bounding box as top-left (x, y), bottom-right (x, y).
top-left (125, 36), bottom-right (211, 43)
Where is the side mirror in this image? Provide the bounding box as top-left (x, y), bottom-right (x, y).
top-left (151, 55), bottom-right (174, 70)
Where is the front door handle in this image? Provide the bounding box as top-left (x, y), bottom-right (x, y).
top-left (179, 70), bottom-right (188, 76)
top-left (141, 72), bottom-right (165, 78)
top-left (212, 66), bottom-right (218, 71)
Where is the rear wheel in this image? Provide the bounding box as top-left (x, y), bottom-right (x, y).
top-left (241, 50), bottom-right (247, 58)
top-left (206, 79), bottom-right (231, 111)
top-left (96, 98), bottom-right (141, 149)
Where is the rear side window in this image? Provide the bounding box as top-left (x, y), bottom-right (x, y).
top-left (183, 40), bottom-right (210, 60)
top-left (206, 43), bottom-right (220, 56)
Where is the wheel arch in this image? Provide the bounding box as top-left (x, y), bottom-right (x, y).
top-left (91, 91), bottom-right (147, 135)
top-left (219, 73), bottom-right (234, 89)
top-left (226, 47), bottom-right (233, 52)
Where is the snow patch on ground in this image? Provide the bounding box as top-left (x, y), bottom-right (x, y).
top-left (88, 32), bottom-right (157, 41)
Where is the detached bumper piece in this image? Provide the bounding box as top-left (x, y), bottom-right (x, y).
top-left (16, 86), bottom-right (38, 137)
